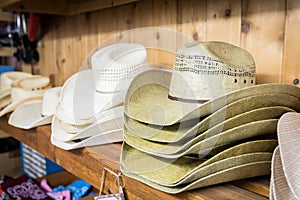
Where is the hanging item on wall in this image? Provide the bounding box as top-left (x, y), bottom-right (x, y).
top-left (13, 13), bottom-right (40, 74)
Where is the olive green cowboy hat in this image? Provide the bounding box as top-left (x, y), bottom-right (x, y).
top-left (121, 139), bottom-right (277, 193)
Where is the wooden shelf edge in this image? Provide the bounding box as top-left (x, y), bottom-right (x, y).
top-left (0, 0), bottom-right (140, 15)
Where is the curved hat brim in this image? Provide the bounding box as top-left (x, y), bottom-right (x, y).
top-left (124, 119), bottom-right (278, 158)
top-left (276, 112), bottom-right (300, 198)
top-left (50, 129), bottom-right (123, 150)
top-left (121, 139), bottom-right (277, 186)
top-left (0, 97), bottom-right (42, 118)
top-left (8, 102), bottom-right (52, 129)
top-left (125, 69), bottom-right (300, 126)
top-left (52, 106), bottom-right (124, 142)
top-left (125, 101), bottom-right (296, 143)
top-left (270, 146), bottom-right (296, 200)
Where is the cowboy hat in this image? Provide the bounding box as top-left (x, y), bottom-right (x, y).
top-left (0, 71), bottom-right (32, 109)
top-left (55, 43), bottom-right (148, 125)
top-left (124, 119), bottom-right (278, 158)
top-left (124, 41), bottom-right (260, 126)
top-left (91, 43), bottom-right (148, 93)
top-left (0, 75), bottom-right (51, 117)
top-left (51, 106), bottom-right (123, 142)
top-left (121, 140), bottom-right (277, 193)
top-left (269, 146), bottom-right (296, 200)
top-left (124, 100), bottom-right (296, 143)
top-left (270, 112), bottom-right (300, 199)
top-left (50, 129), bottom-right (123, 150)
top-left (124, 69), bottom-right (300, 126)
top-left (8, 87), bottom-right (61, 129)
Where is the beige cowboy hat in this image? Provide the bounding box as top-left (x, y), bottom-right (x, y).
top-left (125, 41), bottom-right (259, 126)
top-left (51, 106), bottom-right (123, 142)
top-left (124, 118), bottom-right (279, 158)
top-left (56, 43), bottom-right (148, 125)
top-left (0, 71), bottom-right (33, 109)
top-left (124, 93), bottom-right (298, 143)
top-left (124, 68), bottom-right (300, 127)
top-left (121, 139), bottom-right (277, 193)
top-left (270, 112), bottom-right (300, 200)
top-left (0, 75), bottom-right (51, 117)
top-left (8, 87), bottom-right (61, 129)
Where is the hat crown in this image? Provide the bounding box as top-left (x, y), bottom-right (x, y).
top-left (169, 41), bottom-right (256, 103)
top-left (91, 43), bottom-right (148, 93)
top-left (10, 75), bottom-right (51, 102)
top-left (0, 72), bottom-right (32, 90)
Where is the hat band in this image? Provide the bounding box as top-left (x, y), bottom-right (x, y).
top-left (168, 94), bottom-right (209, 104)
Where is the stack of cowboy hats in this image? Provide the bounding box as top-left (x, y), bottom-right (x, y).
top-left (120, 41), bottom-right (300, 193)
top-left (0, 71), bottom-right (52, 118)
top-left (51, 43), bottom-right (149, 150)
top-left (270, 112), bottom-right (300, 200)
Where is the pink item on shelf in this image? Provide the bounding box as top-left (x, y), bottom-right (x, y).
top-left (40, 179), bottom-right (53, 193)
top-left (47, 190), bottom-right (71, 200)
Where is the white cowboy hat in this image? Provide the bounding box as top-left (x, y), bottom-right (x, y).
top-left (91, 43), bottom-right (148, 93)
top-left (270, 112), bottom-right (300, 200)
top-left (55, 69), bottom-right (126, 125)
top-left (51, 106), bottom-right (123, 142)
top-left (55, 43), bottom-right (148, 125)
top-left (0, 71), bottom-right (33, 109)
top-left (50, 129), bottom-right (123, 150)
top-left (8, 87), bottom-right (61, 129)
top-left (0, 75), bottom-right (51, 117)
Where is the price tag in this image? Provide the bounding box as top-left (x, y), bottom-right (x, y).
top-left (94, 168), bottom-right (125, 200)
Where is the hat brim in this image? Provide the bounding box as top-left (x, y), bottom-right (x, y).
top-left (8, 102), bottom-right (52, 129)
top-left (0, 97), bottom-right (42, 118)
top-left (55, 90), bottom-right (125, 126)
top-left (50, 129), bottom-right (123, 150)
top-left (121, 160), bottom-right (271, 194)
top-left (124, 119), bottom-right (278, 158)
top-left (125, 69), bottom-right (300, 126)
top-left (0, 88), bottom-right (10, 99)
top-left (276, 112), bottom-right (300, 198)
top-left (125, 101), bottom-right (295, 143)
top-left (0, 94), bottom-right (11, 110)
top-left (52, 106), bottom-right (124, 142)
top-left (270, 146), bottom-right (296, 200)
top-left (121, 140), bottom-right (277, 186)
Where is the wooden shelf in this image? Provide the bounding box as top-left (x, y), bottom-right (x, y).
top-left (0, 0), bottom-right (140, 15)
top-left (0, 116), bottom-right (270, 199)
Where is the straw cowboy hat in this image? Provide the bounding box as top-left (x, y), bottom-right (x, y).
top-left (0, 71), bottom-right (32, 109)
top-left (91, 43), bottom-right (148, 93)
top-left (270, 112), bottom-right (300, 200)
top-left (8, 87), bottom-right (61, 129)
top-left (51, 106), bottom-right (123, 142)
top-left (0, 75), bottom-right (51, 117)
top-left (50, 129), bottom-right (123, 150)
top-left (121, 139), bottom-right (277, 194)
top-left (55, 43), bottom-right (148, 125)
top-left (124, 69), bottom-right (300, 127)
top-left (124, 41), bottom-right (259, 126)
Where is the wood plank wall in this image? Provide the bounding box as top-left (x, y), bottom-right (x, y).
top-left (34, 0), bottom-right (300, 87)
